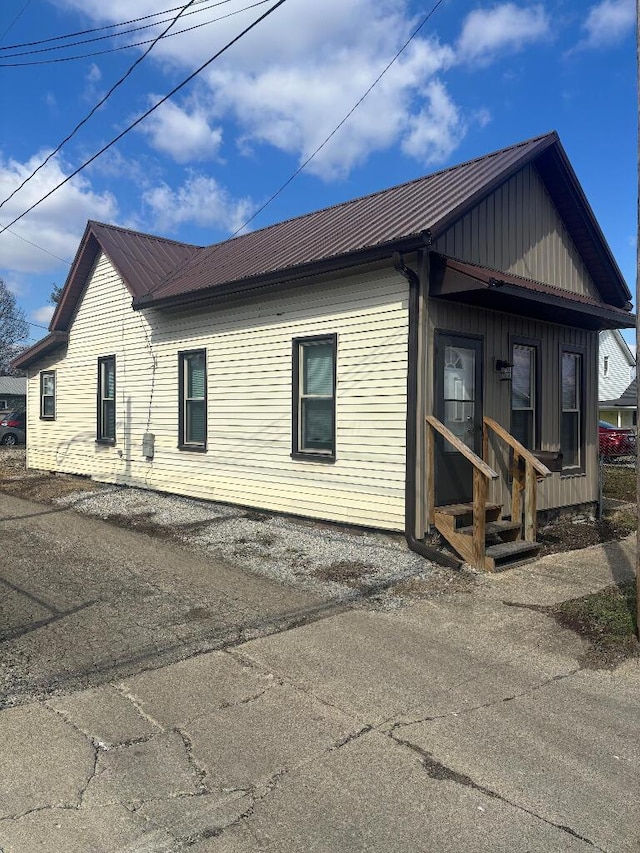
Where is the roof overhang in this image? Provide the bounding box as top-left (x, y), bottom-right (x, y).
top-left (11, 332), bottom-right (69, 370)
top-left (430, 254), bottom-right (635, 331)
top-left (132, 236), bottom-right (426, 311)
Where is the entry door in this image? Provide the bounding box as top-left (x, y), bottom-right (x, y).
top-left (434, 333), bottom-right (484, 506)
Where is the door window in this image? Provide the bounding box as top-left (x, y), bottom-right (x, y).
top-left (443, 345), bottom-right (476, 451)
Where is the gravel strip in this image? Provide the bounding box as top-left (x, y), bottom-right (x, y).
top-left (55, 485), bottom-right (470, 608)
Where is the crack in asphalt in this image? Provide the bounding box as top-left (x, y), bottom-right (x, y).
top-left (173, 728), bottom-right (209, 795)
top-left (384, 667), bottom-right (581, 733)
top-left (389, 733), bottom-right (610, 852)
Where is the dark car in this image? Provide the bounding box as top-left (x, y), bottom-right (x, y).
top-left (598, 421), bottom-right (636, 459)
top-left (0, 411), bottom-right (26, 446)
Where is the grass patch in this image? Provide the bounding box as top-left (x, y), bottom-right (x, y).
top-left (603, 465), bottom-right (636, 503)
top-left (552, 579), bottom-right (639, 669)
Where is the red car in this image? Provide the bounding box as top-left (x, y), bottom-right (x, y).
top-left (598, 421), bottom-right (636, 459)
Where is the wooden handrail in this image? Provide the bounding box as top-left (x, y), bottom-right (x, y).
top-left (482, 416), bottom-right (552, 478)
top-left (426, 415), bottom-right (498, 480)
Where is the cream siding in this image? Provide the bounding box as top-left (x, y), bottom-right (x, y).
top-left (26, 254), bottom-right (409, 531)
top-left (433, 164), bottom-right (601, 300)
top-left (425, 298), bottom-right (599, 523)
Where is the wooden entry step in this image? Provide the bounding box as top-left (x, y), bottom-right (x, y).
top-left (433, 502), bottom-right (541, 572)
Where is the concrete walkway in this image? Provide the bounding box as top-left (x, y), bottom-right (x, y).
top-left (0, 492), bottom-right (638, 852)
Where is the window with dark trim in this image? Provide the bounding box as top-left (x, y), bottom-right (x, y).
top-left (97, 355), bottom-right (116, 443)
top-left (40, 370), bottom-right (56, 420)
top-left (292, 334), bottom-right (337, 461)
top-left (561, 346), bottom-right (584, 473)
top-left (179, 349), bottom-right (207, 450)
top-left (510, 340), bottom-right (540, 450)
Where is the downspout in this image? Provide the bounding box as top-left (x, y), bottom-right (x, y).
top-left (393, 252), bottom-right (460, 569)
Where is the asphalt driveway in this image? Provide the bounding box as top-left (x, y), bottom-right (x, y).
top-left (0, 489), bottom-right (638, 852)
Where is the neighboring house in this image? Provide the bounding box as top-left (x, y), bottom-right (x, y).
top-left (599, 329), bottom-right (636, 427)
top-left (14, 132), bottom-right (634, 571)
top-left (600, 378), bottom-right (637, 429)
top-left (0, 376), bottom-right (26, 416)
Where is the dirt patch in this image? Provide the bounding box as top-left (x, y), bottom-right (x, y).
top-left (537, 508), bottom-right (636, 557)
top-left (550, 580), bottom-right (639, 670)
top-left (103, 512), bottom-right (177, 540)
top-left (312, 560), bottom-right (375, 588)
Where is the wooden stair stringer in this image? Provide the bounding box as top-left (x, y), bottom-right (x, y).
top-left (432, 513), bottom-right (480, 568)
top-left (433, 503), bottom-right (541, 572)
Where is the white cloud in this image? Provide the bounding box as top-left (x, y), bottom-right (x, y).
top-left (402, 81), bottom-right (466, 165)
top-left (54, 0), bottom-right (463, 178)
top-left (142, 173), bottom-right (253, 233)
top-left (0, 151), bottom-right (118, 274)
top-left (31, 305), bottom-right (55, 324)
top-left (456, 3), bottom-right (550, 64)
top-left (580, 0), bottom-right (635, 48)
top-left (139, 99), bottom-right (223, 164)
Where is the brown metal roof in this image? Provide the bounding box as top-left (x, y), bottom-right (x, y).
top-left (50, 222), bottom-right (200, 331)
top-left (11, 332), bottom-right (69, 370)
top-left (142, 132), bottom-right (559, 305)
top-left (46, 131), bottom-right (631, 339)
top-left (431, 254), bottom-right (634, 331)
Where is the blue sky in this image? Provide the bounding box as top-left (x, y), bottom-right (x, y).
top-left (0, 0), bottom-right (636, 348)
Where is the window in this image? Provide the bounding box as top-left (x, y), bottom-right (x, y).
top-left (292, 335), bottom-right (336, 460)
top-left (511, 343), bottom-right (538, 450)
top-left (40, 371), bottom-right (56, 419)
top-left (179, 349), bottom-right (207, 450)
top-left (0, 400), bottom-right (6, 411)
top-left (561, 348), bottom-right (584, 472)
top-left (97, 356), bottom-right (116, 443)
top-left (603, 355), bottom-right (609, 377)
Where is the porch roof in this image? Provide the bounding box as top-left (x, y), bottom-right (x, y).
top-left (429, 254), bottom-right (635, 331)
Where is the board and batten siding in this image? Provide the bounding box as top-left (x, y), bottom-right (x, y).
top-left (26, 254), bottom-right (409, 530)
top-left (425, 298), bottom-right (599, 521)
top-left (433, 164), bottom-right (601, 300)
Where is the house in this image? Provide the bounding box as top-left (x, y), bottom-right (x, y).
top-left (598, 329), bottom-right (636, 427)
top-left (0, 376), bottom-right (26, 416)
top-left (13, 132), bottom-right (634, 571)
top-left (599, 377), bottom-right (637, 428)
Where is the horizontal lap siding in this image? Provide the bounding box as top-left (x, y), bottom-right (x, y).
top-left (27, 256), bottom-right (409, 530)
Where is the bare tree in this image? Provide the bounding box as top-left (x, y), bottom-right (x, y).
top-left (0, 277), bottom-right (29, 375)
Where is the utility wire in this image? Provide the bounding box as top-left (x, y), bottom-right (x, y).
top-left (0, 0), bottom-right (239, 58)
top-left (0, 0), bottom-right (212, 50)
top-left (0, 0), bottom-right (271, 68)
top-left (0, 0), bottom-right (199, 214)
top-left (150, 0), bottom-right (449, 293)
top-left (0, 0), bottom-right (288, 236)
top-left (0, 0), bottom-right (33, 43)
top-left (234, 0), bottom-right (448, 237)
top-left (3, 227), bottom-right (71, 265)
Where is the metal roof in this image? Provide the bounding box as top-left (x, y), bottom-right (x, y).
top-left (0, 376), bottom-right (26, 395)
top-left (50, 223), bottom-right (200, 332)
top-left (143, 132), bottom-right (558, 304)
top-left (42, 131), bottom-right (632, 339)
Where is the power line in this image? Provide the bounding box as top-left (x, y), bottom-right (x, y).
top-left (3, 227), bottom-right (71, 265)
top-left (0, 0), bottom-right (271, 68)
top-left (150, 0), bottom-right (449, 293)
top-left (0, 0), bottom-right (199, 213)
top-left (0, 0), bottom-right (212, 50)
top-left (0, 0), bottom-right (33, 43)
top-left (0, 0), bottom-right (288, 237)
top-left (0, 0), bottom-right (239, 59)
